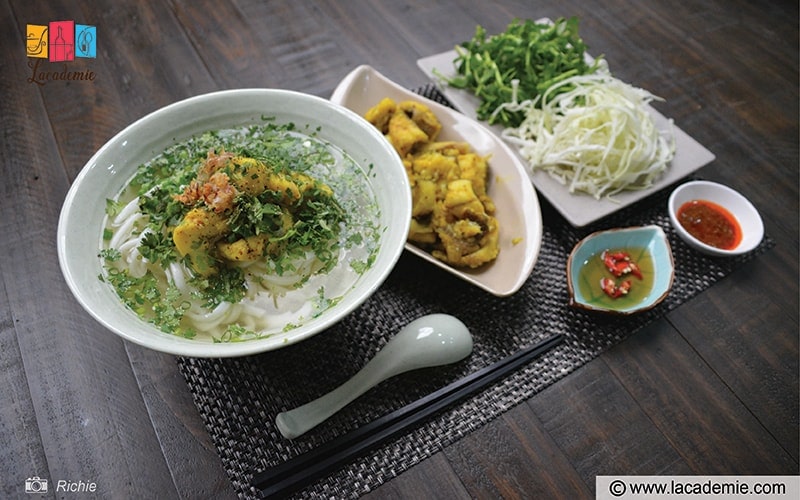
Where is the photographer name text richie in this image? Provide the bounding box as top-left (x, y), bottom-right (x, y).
top-left (58, 479), bottom-right (97, 492)
top-left (27, 59), bottom-right (96, 86)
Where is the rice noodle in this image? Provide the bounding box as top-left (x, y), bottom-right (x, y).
top-left (108, 205), bottom-right (338, 337)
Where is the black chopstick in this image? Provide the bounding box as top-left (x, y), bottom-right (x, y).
top-left (252, 333), bottom-right (564, 499)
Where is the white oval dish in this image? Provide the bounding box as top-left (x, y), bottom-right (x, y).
top-left (58, 89), bottom-right (411, 357)
top-left (668, 180), bottom-right (764, 257)
top-left (330, 65), bottom-right (543, 297)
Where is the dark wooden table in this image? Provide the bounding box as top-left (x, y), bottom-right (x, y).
top-left (2, 0), bottom-right (797, 498)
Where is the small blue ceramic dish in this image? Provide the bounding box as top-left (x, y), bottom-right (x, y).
top-left (567, 225), bottom-right (674, 315)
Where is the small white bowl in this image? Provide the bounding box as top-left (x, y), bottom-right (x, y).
top-left (330, 65), bottom-right (543, 297)
top-left (668, 180), bottom-right (764, 257)
top-left (58, 89), bottom-right (411, 357)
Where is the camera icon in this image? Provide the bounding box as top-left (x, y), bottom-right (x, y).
top-left (24, 477), bottom-right (48, 494)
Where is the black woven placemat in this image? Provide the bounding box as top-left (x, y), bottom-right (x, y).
top-left (177, 85), bottom-right (774, 499)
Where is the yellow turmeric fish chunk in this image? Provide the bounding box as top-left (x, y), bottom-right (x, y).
top-left (172, 208), bottom-right (229, 276)
top-left (432, 180), bottom-right (499, 268)
top-left (216, 234), bottom-right (270, 262)
top-left (216, 210), bottom-right (294, 262)
top-left (411, 179), bottom-right (437, 217)
top-left (419, 141), bottom-right (471, 156)
top-left (172, 153), bottom-right (336, 275)
top-left (364, 97), bottom-right (500, 268)
top-left (456, 153), bottom-right (495, 213)
top-left (387, 108), bottom-right (429, 158)
top-left (452, 218), bottom-right (499, 268)
top-left (229, 156), bottom-right (302, 205)
top-left (364, 97), bottom-right (397, 134)
top-left (411, 151), bottom-right (461, 184)
top-left (408, 218), bottom-right (438, 245)
top-left (397, 100), bottom-right (442, 141)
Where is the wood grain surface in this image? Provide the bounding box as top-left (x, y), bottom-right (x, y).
top-left (1, 0), bottom-right (797, 498)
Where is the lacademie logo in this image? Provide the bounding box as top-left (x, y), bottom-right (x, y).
top-left (26, 20), bottom-right (97, 85)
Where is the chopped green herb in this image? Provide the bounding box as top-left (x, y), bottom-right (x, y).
top-left (105, 198), bottom-right (121, 217)
top-left (191, 266), bottom-right (246, 309)
top-left (214, 324), bottom-right (264, 343)
top-left (99, 248), bottom-right (121, 262)
top-left (139, 230), bottom-right (177, 267)
top-left (101, 268), bottom-right (195, 337)
top-left (439, 17), bottom-right (602, 127)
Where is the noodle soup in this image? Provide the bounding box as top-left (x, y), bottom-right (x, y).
top-left (100, 120), bottom-right (382, 342)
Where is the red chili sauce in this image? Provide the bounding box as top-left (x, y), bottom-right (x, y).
top-left (676, 199), bottom-right (742, 250)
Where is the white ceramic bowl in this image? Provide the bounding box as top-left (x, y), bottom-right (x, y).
top-left (57, 89), bottom-right (411, 357)
top-left (330, 65), bottom-right (542, 296)
top-left (668, 180), bottom-right (764, 257)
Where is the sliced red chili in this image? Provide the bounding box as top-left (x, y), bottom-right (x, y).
top-left (602, 249), bottom-right (642, 279)
top-left (599, 249), bottom-right (642, 299)
top-left (600, 277), bottom-right (619, 298)
top-left (628, 261), bottom-right (643, 280)
top-left (608, 251), bottom-right (629, 261)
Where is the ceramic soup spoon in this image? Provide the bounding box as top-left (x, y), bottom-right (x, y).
top-left (275, 313), bottom-right (473, 439)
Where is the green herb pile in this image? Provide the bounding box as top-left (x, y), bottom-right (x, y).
top-left (443, 17), bottom-right (602, 128)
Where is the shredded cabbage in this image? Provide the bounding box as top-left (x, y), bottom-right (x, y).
top-left (496, 66), bottom-right (676, 200)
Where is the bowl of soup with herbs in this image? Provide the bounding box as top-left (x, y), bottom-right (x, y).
top-left (57, 89), bottom-right (411, 357)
